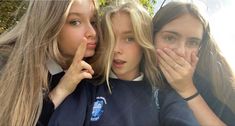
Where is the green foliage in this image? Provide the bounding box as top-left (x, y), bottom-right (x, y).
top-left (0, 0), bottom-right (157, 34)
top-left (139, 0), bottom-right (157, 15)
top-left (98, 0), bottom-right (157, 15)
top-left (0, 0), bottom-right (27, 34)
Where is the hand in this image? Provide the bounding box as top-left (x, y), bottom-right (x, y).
top-left (156, 48), bottom-right (198, 97)
top-left (59, 38), bottom-right (94, 93)
top-left (49, 38), bottom-right (94, 108)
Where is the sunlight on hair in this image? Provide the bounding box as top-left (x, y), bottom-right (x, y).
top-left (210, 0), bottom-right (235, 73)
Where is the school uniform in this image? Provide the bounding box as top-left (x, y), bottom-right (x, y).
top-left (194, 73), bottom-right (235, 125)
top-left (37, 60), bottom-right (65, 126)
top-left (48, 72), bottom-right (199, 126)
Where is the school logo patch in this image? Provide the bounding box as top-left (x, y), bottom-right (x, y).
top-left (90, 96), bottom-right (107, 121)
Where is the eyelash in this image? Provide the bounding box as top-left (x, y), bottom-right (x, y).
top-left (163, 35), bottom-right (176, 43)
top-left (187, 41), bottom-right (200, 47)
top-left (162, 35), bottom-right (200, 47)
top-left (126, 36), bottom-right (135, 42)
top-left (69, 20), bottom-right (80, 26)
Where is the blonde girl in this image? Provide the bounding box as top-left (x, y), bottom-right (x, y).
top-left (0, 0), bottom-right (99, 125)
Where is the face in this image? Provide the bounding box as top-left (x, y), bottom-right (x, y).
top-left (154, 14), bottom-right (203, 62)
top-left (111, 12), bottom-right (142, 80)
top-left (58, 0), bottom-right (97, 59)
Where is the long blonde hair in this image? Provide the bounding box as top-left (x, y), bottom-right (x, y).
top-left (93, 0), bottom-right (163, 92)
top-left (0, 0), bottom-right (98, 125)
top-left (152, 1), bottom-right (235, 114)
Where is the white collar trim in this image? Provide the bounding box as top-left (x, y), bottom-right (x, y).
top-left (46, 59), bottom-right (63, 75)
top-left (110, 71), bottom-right (144, 81)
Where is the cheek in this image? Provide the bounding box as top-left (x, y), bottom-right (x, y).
top-left (58, 33), bottom-right (83, 57)
top-left (131, 46), bottom-right (142, 62)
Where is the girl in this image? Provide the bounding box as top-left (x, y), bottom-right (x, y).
top-left (48, 1), bottom-right (199, 126)
top-left (153, 1), bottom-right (235, 126)
top-left (0, 0), bottom-right (99, 125)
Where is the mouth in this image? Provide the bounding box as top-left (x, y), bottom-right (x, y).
top-left (87, 42), bottom-right (96, 49)
top-left (113, 59), bottom-right (126, 68)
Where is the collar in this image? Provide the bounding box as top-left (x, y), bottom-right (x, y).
top-left (110, 71), bottom-right (144, 81)
top-left (46, 59), bottom-right (64, 75)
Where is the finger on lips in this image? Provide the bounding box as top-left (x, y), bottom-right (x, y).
top-left (74, 38), bottom-right (88, 61)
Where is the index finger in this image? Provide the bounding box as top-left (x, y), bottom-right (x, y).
top-left (163, 48), bottom-right (189, 66)
top-left (73, 38), bottom-right (87, 62)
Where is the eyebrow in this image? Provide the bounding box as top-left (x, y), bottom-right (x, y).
top-left (68, 12), bottom-right (81, 17)
top-left (122, 30), bottom-right (133, 34)
top-left (68, 12), bottom-right (97, 20)
top-left (161, 30), bottom-right (180, 36)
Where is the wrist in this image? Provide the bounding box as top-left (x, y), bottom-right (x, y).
top-left (183, 91), bottom-right (200, 101)
top-left (177, 83), bottom-right (198, 99)
top-left (49, 86), bottom-right (70, 108)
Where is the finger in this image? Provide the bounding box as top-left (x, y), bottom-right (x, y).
top-left (159, 64), bottom-right (173, 83)
top-left (79, 72), bottom-right (93, 79)
top-left (80, 61), bottom-right (94, 75)
top-left (157, 49), bottom-right (173, 63)
top-left (191, 52), bottom-right (199, 68)
top-left (158, 56), bottom-right (180, 77)
top-left (163, 48), bottom-right (189, 67)
top-left (157, 50), bottom-right (184, 72)
top-left (157, 49), bottom-right (179, 69)
top-left (74, 38), bottom-right (88, 62)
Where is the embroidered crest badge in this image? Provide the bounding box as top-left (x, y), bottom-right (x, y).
top-left (90, 96), bottom-right (107, 121)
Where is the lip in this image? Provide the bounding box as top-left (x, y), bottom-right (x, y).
top-left (113, 59), bottom-right (126, 68)
top-left (87, 42), bottom-right (96, 49)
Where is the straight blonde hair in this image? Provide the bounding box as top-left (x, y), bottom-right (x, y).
top-left (0, 0), bottom-right (98, 125)
top-left (93, 0), bottom-right (163, 92)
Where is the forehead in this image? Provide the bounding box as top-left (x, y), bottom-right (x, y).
top-left (111, 12), bottom-right (133, 33)
top-left (161, 14), bottom-right (203, 38)
top-left (69, 0), bottom-right (95, 15)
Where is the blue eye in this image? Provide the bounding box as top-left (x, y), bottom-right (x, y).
top-left (69, 20), bottom-right (81, 26)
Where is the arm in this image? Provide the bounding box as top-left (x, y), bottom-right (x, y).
top-left (37, 96), bottom-right (55, 126)
top-left (157, 48), bottom-right (226, 126)
top-left (158, 88), bottom-right (200, 126)
top-left (186, 92), bottom-right (226, 126)
top-left (49, 40), bottom-right (94, 108)
top-left (37, 40), bottom-right (94, 125)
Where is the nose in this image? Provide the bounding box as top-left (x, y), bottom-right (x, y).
top-left (172, 43), bottom-right (186, 57)
top-left (85, 23), bottom-right (96, 39)
top-left (114, 39), bottom-right (122, 54)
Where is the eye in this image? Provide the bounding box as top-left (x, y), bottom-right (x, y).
top-left (187, 39), bottom-right (201, 48)
top-left (126, 36), bottom-right (135, 43)
top-left (69, 20), bottom-right (81, 26)
top-left (162, 34), bottom-right (176, 43)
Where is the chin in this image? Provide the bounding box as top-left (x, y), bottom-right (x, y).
top-left (84, 50), bottom-right (95, 58)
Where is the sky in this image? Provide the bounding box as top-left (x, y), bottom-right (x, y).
top-left (154, 0), bottom-right (235, 71)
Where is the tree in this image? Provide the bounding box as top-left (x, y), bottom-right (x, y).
top-left (0, 0), bottom-right (157, 34)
